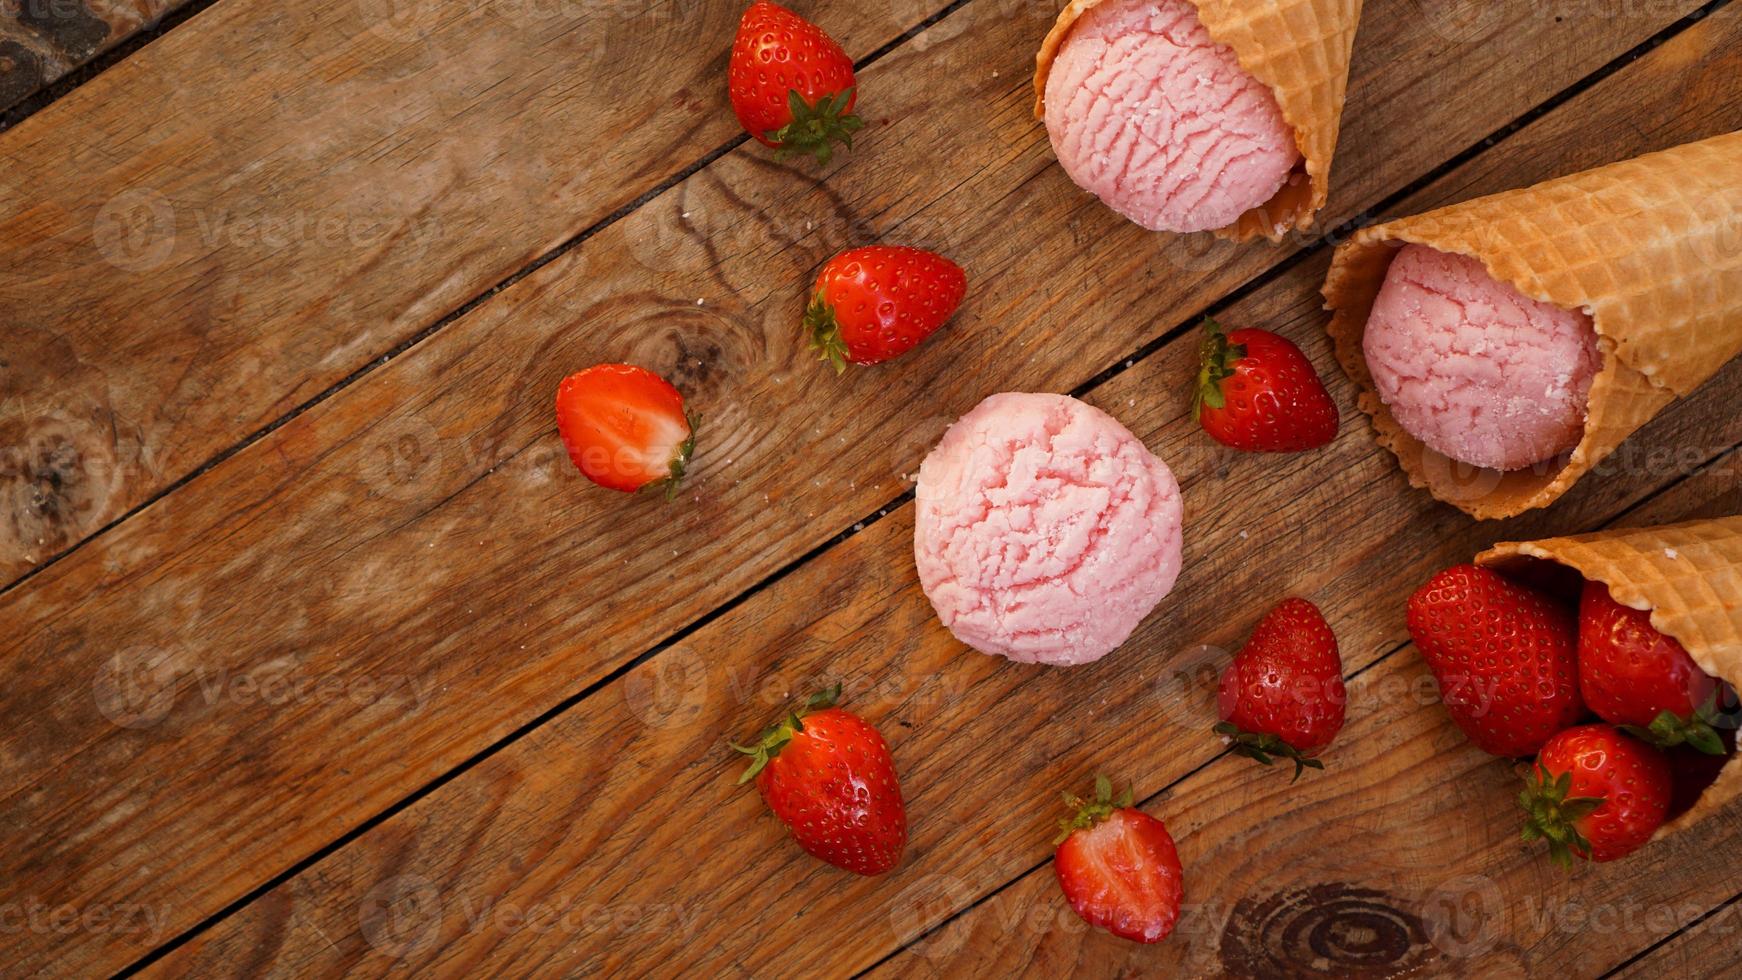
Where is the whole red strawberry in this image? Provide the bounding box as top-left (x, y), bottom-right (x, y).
top-left (1214, 598), bottom-right (1345, 780)
top-left (1193, 317), bottom-right (1339, 452)
top-left (555, 364), bottom-right (695, 497)
top-left (805, 245), bottom-right (966, 372)
top-left (1053, 776), bottom-right (1183, 944)
top-left (729, 2), bottom-right (862, 164)
top-left (1520, 724), bottom-right (1671, 865)
top-left (1407, 565), bottom-right (1584, 757)
top-left (734, 686), bottom-right (906, 875)
top-left (1578, 580), bottom-right (1725, 754)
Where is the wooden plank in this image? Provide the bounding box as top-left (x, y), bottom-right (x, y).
top-left (140, 13), bottom-right (1742, 972)
top-left (1611, 893), bottom-right (1742, 979)
top-left (0, 0), bottom-right (951, 583)
top-left (0, 3), bottom-right (1714, 974)
top-left (0, 1), bottom-right (185, 114)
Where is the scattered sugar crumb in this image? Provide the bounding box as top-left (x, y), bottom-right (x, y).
top-left (1665, 548), bottom-right (1680, 560)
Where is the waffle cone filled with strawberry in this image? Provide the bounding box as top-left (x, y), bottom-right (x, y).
top-left (1325, 132), bottom-right (1742, 519)
top-left (1475, 517), bottom-right (1742, 843)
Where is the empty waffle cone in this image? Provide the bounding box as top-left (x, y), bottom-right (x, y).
top-left (1325, 131), bottom-right (1742, 519)
top-left (1477, 516), bottom-right (1742, 838)
top-left (1033, 0), bottom-right (1363, 242)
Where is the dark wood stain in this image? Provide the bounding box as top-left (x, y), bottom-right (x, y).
top-left (15, 0), bottom-right (109, 61)
top-left (1220, 884), bottom-right (1434, 980)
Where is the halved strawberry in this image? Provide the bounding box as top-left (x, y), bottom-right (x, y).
top-left (1053, 776), bottom-right (1183, 945)
top-left (554, 364), bottom-right (694, 497)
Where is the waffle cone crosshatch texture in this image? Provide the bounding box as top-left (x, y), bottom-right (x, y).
top-left (1325, 131), bottom-right (1742, 519)
top-left (4, 0), bottom-right (1742, 975)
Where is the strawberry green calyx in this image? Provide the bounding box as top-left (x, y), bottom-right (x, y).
top-left (804, 294), bottom-right (851, 374)
top-left (1619, 693), bottom-right (1731, 756)
top-left (768, 88), bottom-right (863, 167)
top-left (1054, 774), bottom-right (1135, 844)
top-left (731, 684), bottom-right (842, 784)
top-left (1518, 764), bottom-right (1605, 869)
top-left (1212, 721), bottom-right (1326, 783)
top-left (1192, 317), bottom-right (1247, 421)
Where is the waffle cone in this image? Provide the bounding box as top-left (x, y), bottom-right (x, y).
top-left (1325, 132), bottom-right (1742, 519)
top-left (1033, 0), bottom-right (1363, 241)
top-left (1477, 517), bottom-right (1742, 838)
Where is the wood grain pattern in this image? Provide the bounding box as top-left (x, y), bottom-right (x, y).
top-left (0, 0), bottom-right (184, 112)
top-left (5, 1), bottom-right (1728, 976)
top-left (142, 12), bottom-right (1742, 972)
top-left (0, 0), bottom-right (952, 583)
top-left (1613, 892), bottom-right (1742, 979)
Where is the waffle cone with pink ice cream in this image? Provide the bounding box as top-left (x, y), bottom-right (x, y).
top-left (914, 393), bottom-right (1184, 667)
top-left (1325, 131), bottom-right (1742, 520)
top-left (1034, 0), bottom-right (1364, 241)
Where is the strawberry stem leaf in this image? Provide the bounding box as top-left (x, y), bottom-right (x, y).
top-left (1054, 775), bottom-right (1136, 844)
top-left (1619, 693), bottom-right (1732, 756)
top-left (804, 293), bottom-right (851, 374)
top-left (768, 87), bottom-right (863, 167)
top-left (733, 684), bottom-right (842, 785)
top-left (1193, 317), bottom-right (1247, 422)
top-left (1213, 721), bottom-right (1325, 782)
top-left (1518, 763), bottom-right (1604, 868)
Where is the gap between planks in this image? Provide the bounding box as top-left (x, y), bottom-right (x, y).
top-left (111, 1), bottom-right (1736, 973)
top-left (0, 0), bottom-right (211, 129)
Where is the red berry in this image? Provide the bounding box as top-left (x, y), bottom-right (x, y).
top-left (1194, 317), bottom-right (1339, 452)
top-left (554, 364), bottom-right (694, 496)
top-left (735, 687), bottom-right (906, 876)
top-left (1578, 580), bottom-right (1725, 754)
top-left (805, 245), bottom-right (966, 371)
top-left (1521, 724), bottom-right (1672, 864)
top-left (1407, 565), bottom-right (1584, 757)
top-left (728, 2), bottom-right (862, 164)
top-left (1215, 598), bottom-right (1345, 779)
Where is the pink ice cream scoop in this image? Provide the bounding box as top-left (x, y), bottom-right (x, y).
top-left (1043, 0), bottom-right (1301, 234)
top-left (913, 393), bottom-right (1184, 666)
top-left (1363, 244), bottom-right (1602, 472)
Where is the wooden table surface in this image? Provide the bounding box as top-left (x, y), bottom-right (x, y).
top-left (3, 0), bottom-right (1741, 976)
